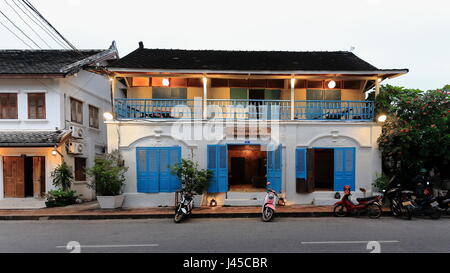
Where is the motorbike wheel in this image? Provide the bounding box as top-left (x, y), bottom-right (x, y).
top-left (403, 207), bottom-right (412, 220)
top-left (390, 199), bottom-right (401, 217)
top-left (174, 212), bottom-right (184, 223)
top-left (367, 203), bottom-right (382, 219)
top-left (262, 207), bottom-right (274, 222)
top-left (430, 209), bottom-right (441, 220)
top-left (333, 205), bottom-right (348, 217)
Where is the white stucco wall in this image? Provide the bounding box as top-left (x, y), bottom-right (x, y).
top-left (106, 120), bottom-right (382, 207)
top-left (0, 71), bottom-right (112, 200)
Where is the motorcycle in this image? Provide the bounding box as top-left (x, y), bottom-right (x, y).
top-left (436, 190), bottom-right (450, 215)
top-left (333, 185), bottom-right (383, 219)
top-left (174, 190), bottom-right (194, 223)
top-left (384, 184), bottom-right (403, 217)
top-left (262, 182), bottom-right (278, 222)
top-left (409, 182), bottom-right (441, 219)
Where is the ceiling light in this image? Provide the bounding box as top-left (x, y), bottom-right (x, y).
top-left (328, 80), bottom-right (337, 89)
top-left (162, 78), bottom-right (170, 87)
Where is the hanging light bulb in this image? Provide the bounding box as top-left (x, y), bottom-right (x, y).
top-left (162, 78), bottom-right (170, 87)
top-left (328, 80), bottom-right (337, 89)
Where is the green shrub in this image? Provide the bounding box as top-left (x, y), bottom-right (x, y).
top-left (51, 162), bottom-right (73, 191)
top-left (171, 159), bottom-right (212, 195)
top-left (45, 190), bottom-right (77, 208)
top-left (87, 150), bottom-right (128, 196)
top-left (372, 173), bottom-right (390, 192)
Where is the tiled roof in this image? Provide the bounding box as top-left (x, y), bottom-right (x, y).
top-left (0, 49), bottom-right (105, 75)
top-left (109, 47), bottom-right (385, 72)
top-left (0, 130), bottom-right (70, 147)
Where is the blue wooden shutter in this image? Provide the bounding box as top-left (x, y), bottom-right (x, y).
top-left (296, 148), bottom-right (307, 179)
top-left (334, 148), bottom-right (355, 191)
top-left (136, 148), bottom-right (159, 193)
top-left (169, 146), bottom-right (182, 192)
top-left (207, 145), bottom-right (228, 193)
top-left (159, 148), bottom-right (171, 192)
top-left (267, 144), bottom-right (282, 193)
top-left (217, 145), bottom-right (228, 193)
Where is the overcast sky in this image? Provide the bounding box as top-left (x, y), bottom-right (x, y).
top-left (1, 0), bottom-right (449, 90)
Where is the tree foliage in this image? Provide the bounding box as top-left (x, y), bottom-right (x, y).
top-left (375, 84), bottom-right (450, 183)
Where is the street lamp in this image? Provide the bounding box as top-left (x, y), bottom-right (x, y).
top-left (377, 114), bottom-right (387, 123)
top-left (103, 112), bottom-right (114, 121)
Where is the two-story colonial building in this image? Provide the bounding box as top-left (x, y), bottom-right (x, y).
top-left (0, 43), bottom-right (119, 204)
top-left (104, 42), bottom-right (408, 208)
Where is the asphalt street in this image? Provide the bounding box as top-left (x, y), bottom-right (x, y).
top-left (0, 217), bottom-right (449, 253)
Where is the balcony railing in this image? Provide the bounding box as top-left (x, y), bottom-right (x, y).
top-left (115, 99), bottom-right (374, 121)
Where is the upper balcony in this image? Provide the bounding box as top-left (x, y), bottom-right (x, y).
top-left (112, 76), bottom-right (375, 122)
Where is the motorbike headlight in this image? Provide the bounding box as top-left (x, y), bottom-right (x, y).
top-left (268, 195), bottom-right (274, 200)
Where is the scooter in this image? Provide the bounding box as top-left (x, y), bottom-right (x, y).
top-left (174, 190), bottom-right (194, 223)
top-left (436, 190), bottom-right (450, 215)
top-left (333, 185), bottom-right (383, 219)
top-left (262, 182), bottom-right (278, 222)
top-left (409, 182), bottom-right (441, 219)
top-left (384, 184), bottom-right (403, 217)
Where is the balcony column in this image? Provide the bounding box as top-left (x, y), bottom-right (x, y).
top-left (203, 76), bottom-right (208, 120)
top-left (110, 76), bottom-right (116, 118)
top-left (290, 77), bottom-right (295, 120)
top-left (375, 78), bottom-right (381, 97)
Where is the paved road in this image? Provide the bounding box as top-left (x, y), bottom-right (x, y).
top-left (0, 217), bottom-right (449, 253)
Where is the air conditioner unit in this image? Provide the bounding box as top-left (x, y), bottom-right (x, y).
top-left (70, 125), bottom-right (85, 139)
top-left (68, 142), bottom-right (84, 155)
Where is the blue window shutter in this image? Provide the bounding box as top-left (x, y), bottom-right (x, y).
top-left (334, 148), bottom-right (355, 191)
top-left (159, 148), bottom-right (171, 193)
top-left (217, 145), bottom-right (228, 193)
top-left (169, 147), bottom-right (182, 192)
top-left (147, 149), bottom-right (159, 193)
top-left (267, 144), bottom-right (282, 193)
top-left (296, 148), bottom-right (307, 179)
top-left (207, 145), bottom-right (218, 193)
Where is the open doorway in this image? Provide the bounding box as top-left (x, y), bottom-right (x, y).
top-left (228, 145), bottom-right (267, 192)
top-left (313, 149), bottom-right (334, 191)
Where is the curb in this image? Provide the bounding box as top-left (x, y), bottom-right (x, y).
top-left (0, 211), bottom-right (393, 221)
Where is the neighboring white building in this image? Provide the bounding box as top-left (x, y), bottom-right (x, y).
top-left (0, 43), bottom-right (119, 201)
top-left (103, 43), bottom-right (409, 208)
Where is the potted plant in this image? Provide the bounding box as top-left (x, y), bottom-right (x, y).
top-left (87, 150), bottom-right (128, 209)
top-left (171, 159), bottom-right (212, 207)
top-left (46, 162), bottom-right (78, 207)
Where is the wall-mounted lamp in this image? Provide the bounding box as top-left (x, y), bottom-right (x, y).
top-left (103, 112), bottom-right (114, 121)
top-left (328, 80), bottom-right (337, 89)
top-left (51, 147), bottom-right (64, 159)
top-left (162, 78), bottom-right (170, 87)
top-left (377, 114), bottom-right (387, 123)
top-left (210, 199), bottom-right (217, 207)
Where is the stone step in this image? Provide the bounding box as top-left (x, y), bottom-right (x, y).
top-left (313, 198), bottom-right (338, 206)
top-left (224, 199), bottom-right (262, 207)
top-left (226, 192), bottom-right (266, 200)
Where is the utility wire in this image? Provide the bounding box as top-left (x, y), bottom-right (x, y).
top-left (4, 0), bottom-right (52, 48)
top-left (0, 16), bottom-right (32, 48)
top-left (21, 0), bottom-right (77, 50)
top-left (15, 0), bottom-right (69, 49)
top-left (0, 8), bottom-right (41, 48)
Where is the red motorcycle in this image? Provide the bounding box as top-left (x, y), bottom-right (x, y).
top-left (333, 186), bottom-right (383, 219)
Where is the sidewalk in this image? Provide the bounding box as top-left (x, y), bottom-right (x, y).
top-left (0, 202), bottom-right (346, 220)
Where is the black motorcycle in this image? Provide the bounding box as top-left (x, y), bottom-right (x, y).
top-left (174, 191), bottom-right (194, 223)
top-left (409, 182), bottom-right (441, 219)
top-left (385, 184), bottom-right (402, 217)
top-left (436, 190), bottom-right (450, 215)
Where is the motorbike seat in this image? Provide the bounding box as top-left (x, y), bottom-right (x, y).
top-left (401, 190), bottom-right (414, 194)
top-left (356, 196), bottom-right (378, 203)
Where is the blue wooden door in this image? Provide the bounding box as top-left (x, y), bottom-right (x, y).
top-left (267, 144), bottom-right (282, 193)
top-left (136, 148), bottom-right (159, 193)
top-left (334, 148), bottom-right (356, 191)
top-left (207, 145), bottom-right (228, 193)
top-left (136, 147), bottom-right (181, 193)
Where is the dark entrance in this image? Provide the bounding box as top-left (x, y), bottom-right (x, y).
top-left (313, 149), bottom-right (334, 190)
top-left (228, 145), bottom-right (267, 191)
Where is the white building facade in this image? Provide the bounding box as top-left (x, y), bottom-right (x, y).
top-left (0, 44), bottom-right (118, 201)
top-left (103, 44), bottom-right (408, 208)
